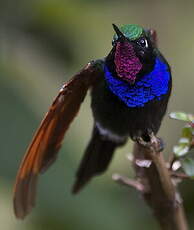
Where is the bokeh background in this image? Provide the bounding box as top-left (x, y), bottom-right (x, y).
top-left (0, 0), bottom-right (194, 229)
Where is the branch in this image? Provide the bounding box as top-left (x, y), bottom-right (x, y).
top-left (112, 173), bottom-right (146, 192)
top-left (132, 139), bottom-right (188, 230)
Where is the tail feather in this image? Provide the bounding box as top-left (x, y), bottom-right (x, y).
top-left (72, 126), bottom-right (125, 194)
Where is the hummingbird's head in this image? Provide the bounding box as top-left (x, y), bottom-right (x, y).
top-left (109, 24), bottom-right (157, 84)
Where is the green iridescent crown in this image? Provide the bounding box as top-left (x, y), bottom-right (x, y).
top-left (113, 24), bottom-right (143, 42)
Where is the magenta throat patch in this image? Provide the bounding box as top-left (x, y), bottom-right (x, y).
top-left (114, 42), bottom-right (142, 83)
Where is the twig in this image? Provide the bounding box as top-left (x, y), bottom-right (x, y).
top-left (112, 173), bottom-right (146, 192)
top-left (171, 172), bottom-right (190, 179)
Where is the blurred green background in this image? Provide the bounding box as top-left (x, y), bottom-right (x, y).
top-left (1, 0), bottom-right (194, 229)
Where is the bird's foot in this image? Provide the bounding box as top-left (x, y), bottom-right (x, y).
top-left (135, 133), bottom-right (164, 153)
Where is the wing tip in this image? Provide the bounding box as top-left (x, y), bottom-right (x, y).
top-left (13, 195), bottom-right (34, 219)
top-left (13, 173), bottom-right (38, 219)
top-left (13, 201), bottom-right (30, 220)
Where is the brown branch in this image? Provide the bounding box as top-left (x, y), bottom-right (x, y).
top-left (171, 172), bottom-right (190, 179)
top-left (132, 140), bottom-right (188, 230)
top-left (112, 173), bottom-right (146, 192)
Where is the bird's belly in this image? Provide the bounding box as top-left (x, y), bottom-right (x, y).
top-left (91, 80), bottom-right (169, 139)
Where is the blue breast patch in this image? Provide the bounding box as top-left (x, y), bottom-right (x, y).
top-left (104, 58), bottom-right (170, 107)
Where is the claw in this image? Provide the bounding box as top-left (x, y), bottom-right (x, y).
top-left (135, 132), bottom-right (164, 153)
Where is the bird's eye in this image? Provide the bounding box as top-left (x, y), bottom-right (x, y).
top-left (137, 38), bottom-right (148, 48)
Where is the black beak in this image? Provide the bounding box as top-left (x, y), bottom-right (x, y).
top-left (112, 24), bottom-right (126, 40)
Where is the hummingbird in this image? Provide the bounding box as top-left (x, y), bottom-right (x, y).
top-left (13, 24), bottom-right (172, 219)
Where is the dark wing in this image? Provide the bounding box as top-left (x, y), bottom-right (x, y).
top-left (13, 60), bottom-right (104, 219)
